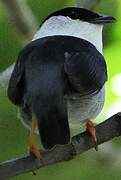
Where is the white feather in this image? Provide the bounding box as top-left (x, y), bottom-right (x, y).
top-left (68, 86), bottom-right (105, 136)
top-left (32, 16), bottom-right (103, 54)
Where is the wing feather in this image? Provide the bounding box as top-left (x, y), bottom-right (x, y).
top-left (64, 42), bottom-right (107, 93)
top-left (7, 51), bottom-right (26, 105)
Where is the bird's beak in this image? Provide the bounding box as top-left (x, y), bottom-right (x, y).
top-left (89, 15), bottom-right (116, 24)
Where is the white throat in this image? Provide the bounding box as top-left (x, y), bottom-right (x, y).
top-left (32, 16), bottom-right (103, 54)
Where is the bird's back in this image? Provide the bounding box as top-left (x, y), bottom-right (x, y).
top-left (8, 35), bottom-right (107, 148)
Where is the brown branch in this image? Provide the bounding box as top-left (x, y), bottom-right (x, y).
top-left (0, 113), bottom-right (121, 179)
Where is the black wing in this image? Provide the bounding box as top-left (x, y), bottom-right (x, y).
top-left (64, 40), bottom-right (107, 94)
top-left (7, 52), bottom-right (25, 105)
top-left (7, 39), bottom-right (41, 105)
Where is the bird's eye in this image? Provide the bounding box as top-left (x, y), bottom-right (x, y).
top-left (71, 11), bottom-right (78, 19)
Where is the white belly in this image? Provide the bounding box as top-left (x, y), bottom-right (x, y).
top-left (67, 86), bottom-right (105, 136)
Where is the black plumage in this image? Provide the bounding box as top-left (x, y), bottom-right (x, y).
top-left (42, 7), bottom-right (115, 25)
top-left (8, 36), bottom-right (107, 149)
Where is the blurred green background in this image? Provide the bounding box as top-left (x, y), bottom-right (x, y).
top-left (0, 0), bottom-right (121, 179)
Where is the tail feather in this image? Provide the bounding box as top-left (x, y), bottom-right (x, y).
top-left (33, 96), bottom-right (70, 149)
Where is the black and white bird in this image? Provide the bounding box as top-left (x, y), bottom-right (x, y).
top-left (8, 7), bottom-right (115, 158)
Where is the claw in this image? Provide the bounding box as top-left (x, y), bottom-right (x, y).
top-left (32, 170), bottom-right (37, 176)
top-left (94, 140), bottom-right (98, 151)
top-left (29, 113), bottom-right (42, 160)
top-left (29, 143), bottom-right (42, 160)
top-left (86, 120), bottom-right (98, 151)
top-left (28, 113), bottom-right (42, 176)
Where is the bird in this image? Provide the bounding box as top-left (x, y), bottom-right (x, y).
top-left (7, 7), bottom-right (115, 159)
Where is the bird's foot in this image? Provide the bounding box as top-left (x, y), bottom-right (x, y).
top-left (29, 143), bottom-right (42, 160)
top-left (86, 120), bottom-right (98, 151)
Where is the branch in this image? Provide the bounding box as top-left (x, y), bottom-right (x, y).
top-left (76, 0), bottom-right (101, 10)
top-left (1, 0), bottom-right (38, 44)
top-left (0, 65), bottom-right (14, 91)
top-left (0, 113), bottom-right (121, 179)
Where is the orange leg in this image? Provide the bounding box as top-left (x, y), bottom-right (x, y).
top-left (86, 120), bottom-right (98, 151)
top-left (29, 113), bottom-right (41, 160)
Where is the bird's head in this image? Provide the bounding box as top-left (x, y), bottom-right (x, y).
top-left (43, 7), bottom-right (115, 24)
top-left (34, 7), bottom-right (116, 54)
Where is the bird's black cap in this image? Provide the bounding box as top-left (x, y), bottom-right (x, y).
top-left (42, 7), bottom-right (116, 24)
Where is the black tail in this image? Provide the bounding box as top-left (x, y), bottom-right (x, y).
top-left (33, 74), bottom-right (70, 149)
top-left (24, 42), bottom-right (70, 149)
top-left (33, 94), bottom-right (70, 149)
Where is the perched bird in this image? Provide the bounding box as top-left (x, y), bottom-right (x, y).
top-left (7, 7), bottom-right (115, 159)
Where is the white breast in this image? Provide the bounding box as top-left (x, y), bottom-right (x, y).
top-left (32, 16), bottom-right (103, 54)
top-left (67, 86), bottom-right (105, 136)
